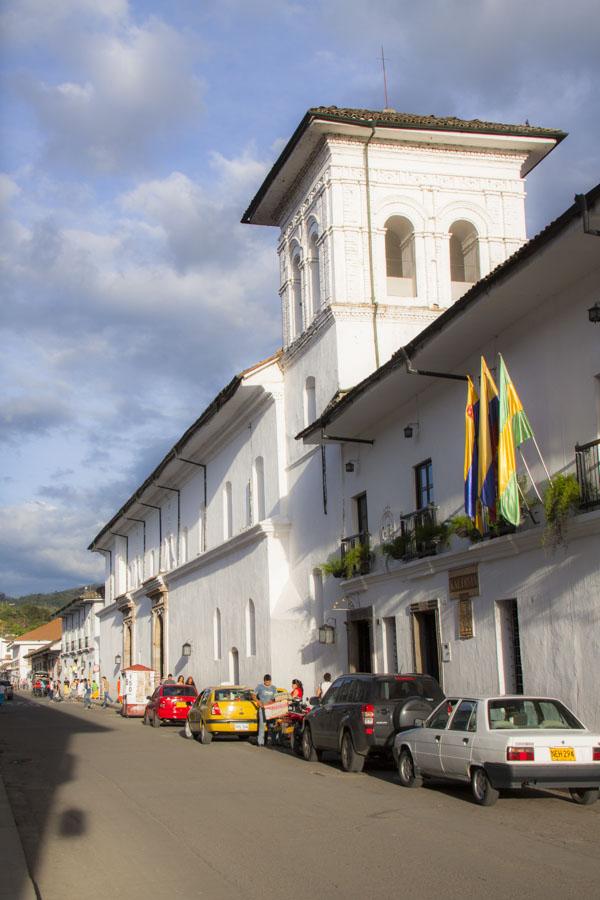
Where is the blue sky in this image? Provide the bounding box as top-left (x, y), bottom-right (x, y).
top-left (1, 0), bottom-right (598, 596)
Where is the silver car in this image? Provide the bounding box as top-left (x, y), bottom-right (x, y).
top-left (393, 695), bottom-right (600, 806)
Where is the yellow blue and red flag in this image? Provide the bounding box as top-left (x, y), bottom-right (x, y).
top-left (478, 356), bottom-right (499, 518)
top-left (464, 376), bottom-right (479, 520)
top-left (498, 355), bottom-right (534, 526)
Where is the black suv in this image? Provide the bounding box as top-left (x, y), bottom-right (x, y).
top-left (301, 673), bottom-right (444, 772)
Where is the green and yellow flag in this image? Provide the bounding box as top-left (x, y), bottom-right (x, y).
top-left (498, 355), bottom-right (534, 525)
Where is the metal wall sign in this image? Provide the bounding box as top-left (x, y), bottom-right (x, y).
top-left (449, 566), bottom-right (479, 599)
top-left (458, 597), bottom-right (474, 640)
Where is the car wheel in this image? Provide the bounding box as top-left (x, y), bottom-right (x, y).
top-left (340, 731), bottom-right (365, 773)
top-left (142, 712), bottom-right (148, 725)
top-left (470, 767), bottom-right (499, 806)
top-left (152, 712), bottom-right (161, 728)
top-left (569, 788), bottom-right (599, 806)
top-left (237, 734), bottom-right (251, 741)
top-left (292, 726), bottom-right (303, 757)
top-left (199, 721), bottom-right (213, 745)
top-left (301, 726), bottom-right (321, 762)
top-left (397, 749), bottom-right (422, 788)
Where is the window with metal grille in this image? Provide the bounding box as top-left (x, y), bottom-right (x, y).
top-left (415, 459), bottom-right (433, 509)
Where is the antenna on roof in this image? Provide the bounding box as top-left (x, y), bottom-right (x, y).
top-left (380, 46), bottom-right (391, 111)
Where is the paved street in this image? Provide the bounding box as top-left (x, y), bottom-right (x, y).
top-left (1, 694), bottom-right (599, 900)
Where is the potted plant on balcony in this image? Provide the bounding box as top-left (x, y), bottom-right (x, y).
top-left (321, 543), bottom-right (372, 579)
top-left (448, 515), bottom-right (483, 543)
top-left (542, 473), bottom-right (581, 547)
top-left (382, 533), bottom-right (410, 561)
top-left (414, 520), bottom-right (451, 557)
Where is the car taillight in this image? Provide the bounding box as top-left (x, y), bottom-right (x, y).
top-left (507, 746), bottom-right (534, 762)
top-left (361, 704), bottom-right (375, 735)
top-left (593, 746), bottom-right (600, 761)
top-left (211, 702), bottom-right (222, 716)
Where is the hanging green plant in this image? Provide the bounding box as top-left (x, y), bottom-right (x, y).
top-left (543, 474), bottom-right (581, 547)
top-left (382, 533), bottom-right (410, 560)
top-left (321, 543), bottom-right (372, 579)
top-left (414, 520), bottom-right (451, 552)
top-left (448, 515), bottom-right (483, 542)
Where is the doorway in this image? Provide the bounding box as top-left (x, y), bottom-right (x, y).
top-left (496, 599), bottom-right (523, 694)
top-left (382, 617), bottom-right (398, 673)
top-left (347, 613), bottom-right (373, 673)
top-left (152, 613), bottom-right (164, 680)
top-left (411, 605), bottom-right (440, 683)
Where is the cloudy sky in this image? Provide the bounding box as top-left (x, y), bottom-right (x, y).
top-left (1, 0), bottom-right (598, 597)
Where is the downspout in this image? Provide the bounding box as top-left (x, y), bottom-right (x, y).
top-left (364, 124), bottom-right (381, 369)
top-left (140, 503), bottom-right (162, 572)
top-left (156, 485), bottom-right (181, 566)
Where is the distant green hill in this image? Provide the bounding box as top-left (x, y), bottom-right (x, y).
top-left (0, 585), bottom-right (102, 637)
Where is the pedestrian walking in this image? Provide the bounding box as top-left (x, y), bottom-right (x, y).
top-left (185, 676), bottom-right (196, 688)
top-left (101, 676), bottom-right (115, 707)
top-left (163, 673), bottom-right (175, 684)
top-left (177, 675), bottom-right (185, 684)
top-left (252, 674), bottom-right (278, 747)
top-left (0, 682), bottom-right (4, 709)
top-left (83, 679), bottom-right (92, 709)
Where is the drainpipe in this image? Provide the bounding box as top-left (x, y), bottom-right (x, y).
top-left (364, 124), bottom-right (381, 369)
top-left (156, 485), bottom-right (181, 566)
top-left (177, 457), bottom-right (207, 552)
top-left (111, 532), bottom-right (129, 593)
top-left (96, 548), bottom-right (112, 602)
top-left (125, 518), bottom-right (146, 582)
top-left (140, 503), bottom-right (162, 572)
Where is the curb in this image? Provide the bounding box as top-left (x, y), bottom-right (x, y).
top-left (0, 775), bottom-right (37, 900)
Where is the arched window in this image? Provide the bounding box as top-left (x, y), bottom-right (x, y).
top-left (246, 598), bottom-right (256, 656)
top-left (253, 456), bottom-right (265, 521)
top-left (213, 607), bottom-right (222, 660)
top-left (223, 481), bottom-right (233, 540)
top-left (449, 220), bottom-right (480, 300)
top-left (229, 647), bottom-right (240, 684)
top-left (385, 216), bottom-right (416, 297)
top-left (304, 376), bottom-right (317, 427)
top-left (291, 251), bottom-right (303, 338)
top-left (309, 231), bottom-right (321, 315)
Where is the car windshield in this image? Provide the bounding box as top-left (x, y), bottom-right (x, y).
top-left (214, 688), bottom-right (252, 702)
top-left (488, 698), bottom-right (584, 730)
top-left (162, 686), bottom-right (197, 697)
top-left (378, 677), bottom-right (444, 703)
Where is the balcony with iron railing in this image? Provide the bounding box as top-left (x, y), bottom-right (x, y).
top-left (575, 438), bottom-right (600, 510)
top-left (340, 531), bottom-right (373, 577)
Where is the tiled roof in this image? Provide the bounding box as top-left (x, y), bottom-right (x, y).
top-left (308, 106), bottom-right (566, 140)
top-left (13, 619), bottom-right (62, 643)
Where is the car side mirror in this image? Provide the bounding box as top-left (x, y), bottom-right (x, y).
top-left (146, 695), bottom-right (152, 700)
top-left (414, 718), bottom-right (424, 727)
top-left (309, 696), bottom-right (320, 706)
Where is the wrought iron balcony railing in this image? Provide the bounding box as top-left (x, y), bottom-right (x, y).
top-left (575, 438), bottom-right (600, 510)
top-left (340, 531), bottom-right (372, 577)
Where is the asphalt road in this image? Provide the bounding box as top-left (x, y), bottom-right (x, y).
top-left (1, 694), bottom-right (599, 900)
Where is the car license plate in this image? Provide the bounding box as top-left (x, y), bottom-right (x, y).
top-left (176, 702), bottom-right (187, 709)
top-left (234, 723), bottom-right (249, 731)
top-left (550, 747), bottom-right (575, 761)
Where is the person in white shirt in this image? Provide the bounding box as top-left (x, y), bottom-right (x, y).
top-left (317, 672), bottom-right (332, 699)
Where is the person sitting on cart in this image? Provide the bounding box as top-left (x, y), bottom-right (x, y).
top-left (290, 679), bottom-right (304, 700)
top-left (252, 674), bottom-right (278, 746)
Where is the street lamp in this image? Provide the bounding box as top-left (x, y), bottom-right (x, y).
top-left (182, 641), bottom-right (192, 657)
top-left (404, 422), bottom-right (419, 439)
top-left (114, 654), bottom-right (121, 666)
top-left (588, 302), bottom-right (600, 324)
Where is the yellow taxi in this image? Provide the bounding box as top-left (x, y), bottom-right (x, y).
top-left (185, 685), bottom-right (258, 744)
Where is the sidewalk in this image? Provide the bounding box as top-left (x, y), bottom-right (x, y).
top-left (0, 775), bottom-right (37, 900)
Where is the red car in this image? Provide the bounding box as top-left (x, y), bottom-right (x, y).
top-left (143, 684), bottom-right (198, 727)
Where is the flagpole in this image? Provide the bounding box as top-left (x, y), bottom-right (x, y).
top-left (518, 447), bottom-right (543, 503)
top-left (516, 476), bottom-right (536, 524)
top-left (530, 433), bottom-right (553, 485)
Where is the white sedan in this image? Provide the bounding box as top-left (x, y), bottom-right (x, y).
top-left (393, 696), bottom-right (600, 806)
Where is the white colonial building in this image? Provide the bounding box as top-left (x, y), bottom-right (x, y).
top-left (55, 589), bottom-right (104, 684)
top-left (87, 106), bottom-right (600, 719)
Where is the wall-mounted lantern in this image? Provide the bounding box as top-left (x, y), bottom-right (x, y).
top-left (318, 622), bottom-right (336, 645)
top-left (115, 654), bottom-right (121, 666)
top-left (404, 422), bottom-right (419, 439)
top-left (182, 641), bottom-right (192, 657)
top-left (588, 302), bottom-right (600, 324)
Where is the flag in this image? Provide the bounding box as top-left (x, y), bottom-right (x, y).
top-left (498, 355), bottom-right (534, 525)
top-left (478, 356), bottom-right (499, 518)
top-left (464, 377), bottom-right (479, 520)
